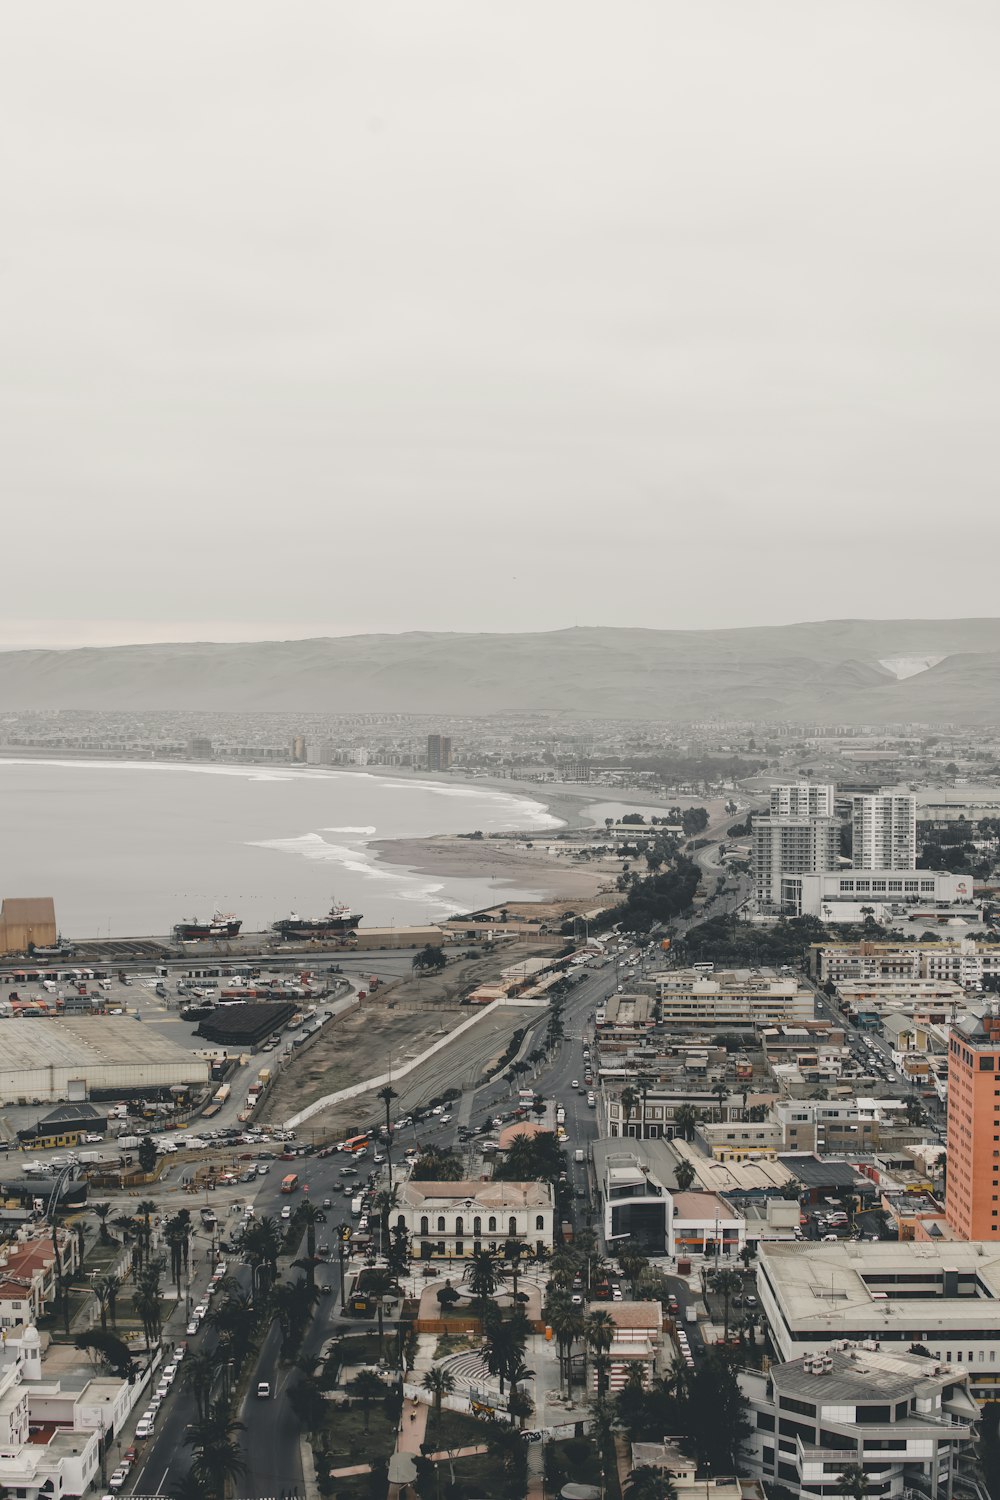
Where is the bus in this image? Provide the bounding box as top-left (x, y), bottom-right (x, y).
top-left (343, 1135), bottom-right (370, 1155)
top-left (280, 1173), bottom-right (299, 1195)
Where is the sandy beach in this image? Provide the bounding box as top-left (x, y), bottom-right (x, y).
top-left (367, 772), bottom-right (710, 905)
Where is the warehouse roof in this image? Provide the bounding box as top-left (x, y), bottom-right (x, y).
top-left (1, 897), bottom-right (56, 925)
top-left (0, 1017), bottom-right (208, 1071)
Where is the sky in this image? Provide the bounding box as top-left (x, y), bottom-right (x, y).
top-left (3, 1), bottom-right (999, 649)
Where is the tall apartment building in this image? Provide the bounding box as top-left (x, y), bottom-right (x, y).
top-left (427, 734), bottom-right (453, 771)
top-left (945, 1011), bottom-right (1000, 1240)
top-left (852, 792), bottom-right (916, 870)
top-left (769, 783), bottom-right (836, 818)
top-left (753, 814), bottom-right (840, 910)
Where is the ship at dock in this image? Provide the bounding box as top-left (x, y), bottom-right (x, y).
top-left (173, 912), bottom-right (243, 941)
top-left (272, 901), bottom-right (362, 941)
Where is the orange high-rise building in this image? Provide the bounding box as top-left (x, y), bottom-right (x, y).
top-left (945, 1012), bottom-right (1000, 1239)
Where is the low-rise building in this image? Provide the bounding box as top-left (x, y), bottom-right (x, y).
top-left (398, 1180), bottom-right (553, 1260)
top-left (740, 1343), bottom-right (978, 1500)
top-left (585, 1300), bottom-right (664, 1392)
top-left (757, 1240), bottom-right (1000, 1401)
top-left (697, 1120), bottom-right (783, 1161)
top-left (653, 969), bottom-right (815, 1029)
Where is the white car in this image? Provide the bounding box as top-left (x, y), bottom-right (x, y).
top-left (281, 1205), bottom-right (292, 1220)
top-left (135, 1419), bottom-right (155, 1439)
top-left (186, 1319), bottom-right (200, 1335)
top-left (162, 1364), bottom-right (177, 1380)
top-left (108, 1467), bottom-right (129, 1491)
top-left (431, 1106), bottom-right (444, 1116)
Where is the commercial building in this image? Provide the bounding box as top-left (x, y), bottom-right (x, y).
top-left (426, 734), bottom-right (454, 771)
top-left (595, 1144), bottom-right (673, 1254)
top-left (0, 1018), bottom-right (210, 1103)
top-left (944, 1011), bottom-right (1000, 1240)
top-left (585, 1301), bottom-right (664, 1392)
top-left (16, 1104), bottom-right (108, 1150)
top-left (782, 869), bottom-right (967, 921)
top-left (811, 939), bottom-right (1000, 987)
top-left (0, 898), bottom-right (57, 957)
top-left (852, 792), bottom-right (917, 870)
top-left (740, 1343), bottom-right (978, 1500)
top-left (398, 1180), bottom-right (553, 1259)
top-left (653, 968), bottom-right (816, 1029)
top-left (757, 1240), bottom-right (1000, 1400)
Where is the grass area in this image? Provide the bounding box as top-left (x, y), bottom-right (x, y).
top-left (450, 1449), bottom-right (509, 1495)
top-left (433, 1331), bottom-right (478, 1359)
top-left (427, 1408), bottom-right (488, 1451)
top-left (321, 1399), bottom-right (398, 1464)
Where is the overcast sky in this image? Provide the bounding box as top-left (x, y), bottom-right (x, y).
top-left (3, 2), bottom-right (999, 648)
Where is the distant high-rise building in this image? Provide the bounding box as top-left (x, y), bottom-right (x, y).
top-left (752, 814), bottom-right (840, 911)
top-left (945, 1011), bottom-right (1000, 1240)
top-left (427, 734), bottom-right (453, 771)
top-left (291, 735), bottom-right (307, 763)
top-left (852, 792), bottom-right (916, 870)
top-left (769, 783), bottom-right (836, 818)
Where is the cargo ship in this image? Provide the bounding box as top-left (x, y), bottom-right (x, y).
top-left (173, 912), bottom-right (243, 941)
top-left (272, 902), bottom-right (362, 941)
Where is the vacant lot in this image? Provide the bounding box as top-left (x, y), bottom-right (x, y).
top-left (265, 943), bottom-right (553, 1138)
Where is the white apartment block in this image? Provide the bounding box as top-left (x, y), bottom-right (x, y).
top-left (654, 968), bottom-right (816, 1028)
top-left (740, 1343), bottom-right (979, 1500)
top-left (753, 815), bottom-right (840, 910)
top-left (770, 783), bottom-right (837, 818)
top-left (783, 869), bottom-right (966, 920)
top-left (852, 793), bottom-right (917, 871)
top-left (812, 939), bottom-right (1000, 987)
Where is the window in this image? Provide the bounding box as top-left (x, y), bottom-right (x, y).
top-left (536, 1215), bottom-right (545, 1230)
top-left (509, 1216), bottom-right (517, 1236)
top-left (488, 1216), bottom-right (497, 1232)
top-left (474, 1217), bottom-right (482, 1235)
top-left (437, 1217), bottom-right (445, 1233)
top-left (455, 1241), bottom-right (463, 1256)
top-left (420, 1216), bottom-right (429, 1235)
top-left (455, 1217), bottom-right (464, 1236)
top-left (397, 1214), bottom-right (406, 1230)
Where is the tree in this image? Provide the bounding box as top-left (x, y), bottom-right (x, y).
top-left (618, 1252), bottom-right (648, 1296)
top-left (75, 1330), bottom-right (134, 1380)
top-left (94, 1274), bottom-right (119, 1331)
top-left (136, 1198), bottom-right (158, 1263)
top-left (904, 1095), bottom-right (927, 1126)
top-left (673, 1104), bottom-right (699, 1143)
top-left (836, 1464), bottom-right (870, 1500)
top-left (184, 1401), bottom-right (247, 1500)
top-left (241, 1215), bottom-right (281, 1300)
top-left (625, 1467), bottom-right (678, 1500)
top-left (412, 945), bottom-right (446, 974)
top-left (92, 1202), bottom-right (113, 1244)
top-left (365, 1267), bottom-right (395, 1362)
top-left (463, 1248), bottom-right (506, 1326)
top-left (502, 1237), bottom-right (530, 1301)
top-left (483, 1304), bottom-right (530, 1395)
top-left (352, 1369), bottom-right (386, 1434)
top-left (710, 1268), bottom-right (742, 1343)
top-left (585, 1310), bottom-right (616, 1403)
top-left (674, 1159), bottom-right (696, 1192)
top-left (620, 1086), bottom-right (639, 1133)
top-left (179, 1348), bottom-right (218, 1421)
top-left (138, 1137), bottom-right (157, 1175)
top-left (410, 1148), bottom-right (464, 1182)
top-left (422, 1364), bottom-right (455, 1432)
top-left (297, 1198), bottom-right (324, 1291)
top-left (711, 1081), bottom-right (729, 1122)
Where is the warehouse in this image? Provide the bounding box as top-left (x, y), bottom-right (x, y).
top-left (195, 1001), bottom-right (297, 1047)
top-left (0, 1017), bottom-right (209, 1103)
top-left (17, 1104), bottom-right (108, 1149)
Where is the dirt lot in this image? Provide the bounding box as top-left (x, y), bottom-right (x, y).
top-left (264, 940), bottom-right (553, 1140)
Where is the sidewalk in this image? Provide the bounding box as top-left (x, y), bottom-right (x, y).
top-left (397, 1393), bottom-right (429, 1454)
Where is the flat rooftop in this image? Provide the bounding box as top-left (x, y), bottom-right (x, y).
top-left (0, 1016), bottom-right (207, 1070)
top-left (760, 1241), bottom-right (1000, 1336)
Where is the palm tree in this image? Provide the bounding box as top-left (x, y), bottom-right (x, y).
top-left (169, 1471), bottom-right (207, 1500)
top-left (179, 1348), bottom-right (218, 1421)
top-left (711, 1080), bottom-right (729, 1122)
top-left (544, 1289), bottom-right (574, 1392)
top-left (422, 1364), bottom-right (456, 1432)
top-left (547, 1250), bottom-right (579, 1290)
top-left (352, 1369), bottom-right (386, 1433)
top-left (674, 1159), bottom-right (696, 1192)
top-left (502, 1237), bottom-right (529, 1301)
top-left (620, 1085), bottom-right (639, 1135)
top-left (372, 1186), bottom-right (399, 1257)
top-left (242, 1215), bottom-right (281, 1300)
top-left (625, 1466), bottom-right (678, 1500)
top-left (92, 1202), bottom-right (113, 1244)
top-left (585, 1310), bottom-right (616, 1403)
top-left (463, 1248), bottom-right (506, 1327)
top-left (297, 1199), bottom-right (324, 1290)
top-left (377, 1083), bottom-right (398, 1138)
top-left (618, 1252), bottom-right (648, 1296)
top-left (711, 1267), bottom-right (742, 1342)
top-left (184, 1401), bottom-right (247, 1500)
top-left (165, 1215), bottom-right (187, 1295)
top-left (136, 1199), bottom-right (157, 1265)
top-left (836, 1464), bottom-right (870, 1500)
top-left (364, 1267), bottom-right (395, 1361)
top-left (673, 1103), bottom-right (699, 1143)
top-left (94, 1274), bottom-right (119, 1331)
top-left (483, 1306), bottom-right (529, 1395)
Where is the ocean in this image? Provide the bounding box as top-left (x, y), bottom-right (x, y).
top-left (0, 759), bottom-right (561, 938)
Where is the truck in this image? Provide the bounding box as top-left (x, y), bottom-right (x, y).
top-left (117, 1135), bottom-right (141, 1150)
top-left (555, 1105), bottom-right (566, 1125)
top-left (213, 1084), bottom-right (231, 1104)
top-left (351, 1195), bottom-right (363, 1217)
top-left (574, 1148), bottom-right (585, 1163)
top-left (684, 1306), bottom-right (697, 1324)
top-left (368, 975), bottom-right (380, 992)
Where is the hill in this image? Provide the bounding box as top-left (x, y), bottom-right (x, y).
top-left (1, 620), bottom-right (999, 722)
